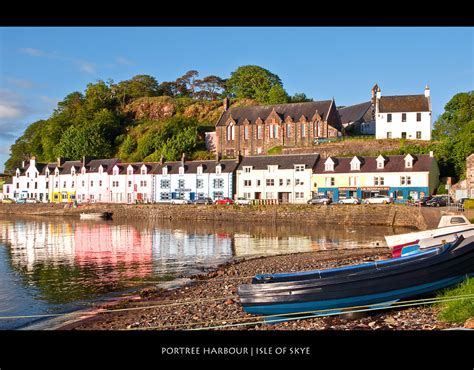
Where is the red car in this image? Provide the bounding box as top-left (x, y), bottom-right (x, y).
top-left (214, 197), bottom-right (234, 205)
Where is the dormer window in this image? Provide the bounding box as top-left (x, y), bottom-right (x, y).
top-left (376, 155), bottom-right (386, 169)
top-left (216, 165), bottom-right (222, 175)
top-left (71, 169), bottom-right (76, 176)
top-left (197, 165), bottom-right (203, 175)
top-left (141, 168), bottom-right (147, 175)
top-left (55, 169), bottom-right (59, 177)
top-left (404, 154), bottom-right (414, 168)
top-left (350, 157), bottom-right (361, 171)
top-left (324, 158), bottom-right (335, 172)
top-left (81, 168), bottom-right (86, 175)
top-left (162, 166), bottom-right (168, 176)
top-left (295, 165), bottom-right (305, 172)
top-left (127, 167), bottom-right (133, 175)
top-left (99, 166), bottom-right (103, 174)
top-left (267, 165), bottom-right (278, 173)
top-left (45, 170), bottom-right (49, 178)
top-left (179, 166), bottom-right (184, 175)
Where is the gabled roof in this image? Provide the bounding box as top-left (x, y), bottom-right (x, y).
top-left (83, 158), bottom-right (120, 174)
top-left (159, 159), bottom-right (239, 174)
top-left (216, 101), bottom-right (334, 127)
top-left (314, 154), bottom-right (435, 174)
top-left (378, 95), bottom-right (430, 113)
top-left (338, 101), bottom-right (372, 124)
top-left (59, 161), bottom-right (82, 174)
top-left (237, 154), bottom-right (320, 171)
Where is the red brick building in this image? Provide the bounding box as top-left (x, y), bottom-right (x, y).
top-left (215, 99), bottom-right (343, 157)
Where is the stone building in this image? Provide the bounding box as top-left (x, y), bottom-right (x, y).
top-left (215, 98), bottom-right (343, 157)
top-left (338, 101), bottom-right (375, 135)
top-left (467, 153), bottom-right (474, 199)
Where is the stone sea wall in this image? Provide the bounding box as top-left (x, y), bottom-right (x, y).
top-left (0, 203), bottom-right (429, 230)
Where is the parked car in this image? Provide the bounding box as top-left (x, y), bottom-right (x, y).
top-left (193, 197), bottom-right (213, 205)
top-left (338, 196), bottom-right (361, 205)
top-left (25, 198), bottom-right (39, 204)
top-left (307, 195), bottom-right (332, 205)
top-left (235, 197), bottom-right (252, 205)
top-left (15, 198), bottom-right (27, 204)
top-left (1, 198), bottom-right (14, 204)
top-left (411, 196), bottom-right (433, 207)
top-left (214, 197), bottom-right (234, 205)
top-left (170, 199), bottom-right (191, 205)
top-left (426, 196), bottom-right (448, 207)
top-left (364, 195), bottom-right (392, 204)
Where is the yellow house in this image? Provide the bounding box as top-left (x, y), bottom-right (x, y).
top-left (312, 154), bottom-right (439, 202)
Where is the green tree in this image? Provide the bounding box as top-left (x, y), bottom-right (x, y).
top-left (267, 84), bottom-right (289, 104)
top-left (114, 75), bottom-right (160, 107)
top-left (225, 65), bottom-right (283, 104)
top-left (290, 93), bottom-right (312, 103)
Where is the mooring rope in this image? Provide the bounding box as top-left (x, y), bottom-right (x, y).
top-left (124, 293), bottom-right (474, 331)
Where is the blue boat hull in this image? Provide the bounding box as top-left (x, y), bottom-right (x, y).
top-left (243, 274), bottom-right (471, 316)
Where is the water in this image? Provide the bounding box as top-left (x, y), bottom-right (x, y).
top-left (0, 215), bottom-right (413, 330)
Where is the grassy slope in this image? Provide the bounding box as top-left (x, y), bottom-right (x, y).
top-left (436, 278), bottom-right (474, 324)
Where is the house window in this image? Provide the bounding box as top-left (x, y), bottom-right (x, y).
top-left (178, 179), bottom-right (185, 188)
top-left (416, 113), bottom-right (422, 122)
top-left (350, 162), bottom-right (360, 171)
top-left (295, 165), bottom-right (305, 172)
top-left (27, 182), bottom-right (29, 189)
top-left (286, 124), bottom-right (292, 138)
top-left (63, 181), bottom-right (66, 188)
top-left (257, 126), bottom-right (262, 139)
top-left (243, 192), bottom-right (252, 199)
top-left (90, 181), bottom-right (94, 187)
top-left (374, 177), bottom-right (385, 186)
top-left (416, 131), bottom-right (422, 139)
top-left (401, 132), bottom-right (407, 139)
top-left (213, 179), bottom-right (224, 188)
top-left (227, 124), bottom-right (235, 141)
top-left (244, 180), bottom-right (252, 187)
top-left (197, 179), bottom-right (204, 188)
top-left (243, 166), bottom-right (252, 173)
top-left (387, 132), bottom-right (392, 139)
top-left (400, 176), bottom-right (406, 186)
top-left (269, 125), bottom-right (278, 139)
top-left (349, 176), bottom-right (358, 186)
top-left (301, 124), bottom-right (306, 138)
top-left (295, 192), bottom-right (304, 200)
top-left (141, 168), bottom-right (146, 175)
top-left (256, 180), bottom-right (261, 187)
top-left (128, 169), bottom-right (133, 175)
top-left (402, 113), bottom-right (407, 122)
top-left (325, 177), bottom-right (335, 186)
top-left (71, 181), bottom-right (74, 188)
top-left (407, 176), bottom-right (411, 185)
top-left (279, 179), bottom-right (284, 186)
top-left (45, 182), bottom-right (49, 189)
top-left (265, 192), bottom-right (275, 199)
top-left (295, 179), bottom-right (304, 186)
top-left (160, 192), bottom-right (170, 201)
top-left (128, 181), bottom-right (132, 187)
top-left (266, 179), bottom-right (275, 186)
top-left (286, 179), bottom-right (291, 186)
top-left (387, 114), bottom-right (392, 122)
top-left (325, 163), bottom-right (334, 171)
top-left (161, 179), bottom-right (170, 188)
top-left (244, 126), bottom-right (249, 140)
top-left (99, 180), bottom-right (102, 187)
top-left (268, 165), bottom-right (278, 173)
top-left (82, 181), bottom-right (85, 187)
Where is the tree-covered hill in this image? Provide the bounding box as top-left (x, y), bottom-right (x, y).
top-left (5, 66), bottom-right (311, 173)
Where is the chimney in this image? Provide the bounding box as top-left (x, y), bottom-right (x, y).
top-left (223, 97), bottom-right (229, 111)
top-left (30, 156), bottom-right (36, 168)
top-left (235, 150), bottom-right (241, 163)
top-left (424, 84), bottom-right (430, 98)
top-left (160, 154), bottom-right (164, 165)
top-left (376, 86), bottom-right (381, 100)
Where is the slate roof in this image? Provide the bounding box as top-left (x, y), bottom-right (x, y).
top-left (338, 102), bottom-right (372, 124)
top-left (314, 154), bottom-right (435, 174)
top-left (216, 101), bottom-right (335, 127)
top-left (158, 159), bottom-right (240, 174)
top-left (378, 95), bottom-right (430, 113)
top-left (83, 158), bottom-right (121, 174)
top-left (237, 154), bottom-right (320, 171)
top-left (59, 161), bottom-right (82, 174)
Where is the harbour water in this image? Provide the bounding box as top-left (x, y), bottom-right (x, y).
top-left (0, 215), bottom-right (413, 330)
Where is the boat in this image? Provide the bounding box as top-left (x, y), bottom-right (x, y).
top-left (79, 212), bottom-right (113, 220)
top-left (238, 235), bottom-right (474, 317)
top-left (385, 214), bottom-right (473, 258)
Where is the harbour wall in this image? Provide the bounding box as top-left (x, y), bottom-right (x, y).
top-left (0, 203), bottom-right (433, 230)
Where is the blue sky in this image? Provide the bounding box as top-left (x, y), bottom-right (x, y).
top-left (0, 27), bottom-right (473, 172)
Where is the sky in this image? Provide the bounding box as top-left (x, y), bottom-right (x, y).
top-left (0, 27), bottom-right (473, 172)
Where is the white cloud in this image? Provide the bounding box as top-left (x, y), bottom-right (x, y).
top-left (116, 56), bottom-right (136, 66)
top-left (19, 47), bottom-right (49, 57)
top-left (0, 90), bottom-right (32, 121)
top-left (5, 77), bottom-right (36, 89)
top-left (77, 60), bottom-right (97, 75)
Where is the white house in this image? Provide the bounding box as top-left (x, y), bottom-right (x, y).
top-left (76, 158), bottom-right (120, 203)
top-left (375, 85), bottom-right (432, 140)
top-left (153, 156), bottom-right (239, 202)
top-left (10, 157), bottom-right (54, 202)
top-left (235, 154), bottom-right (320, 203)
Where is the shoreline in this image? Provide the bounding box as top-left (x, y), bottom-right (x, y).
top-left (0, 203), bottom-right (436, 229)
top-left (55, 247), bottom-right (461, 331)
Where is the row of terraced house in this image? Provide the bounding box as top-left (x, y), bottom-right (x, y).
top-left (3, 152), bottom-right (439, 204)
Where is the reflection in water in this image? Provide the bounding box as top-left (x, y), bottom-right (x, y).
top-left (0, 215), bottom-right (413, 329)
